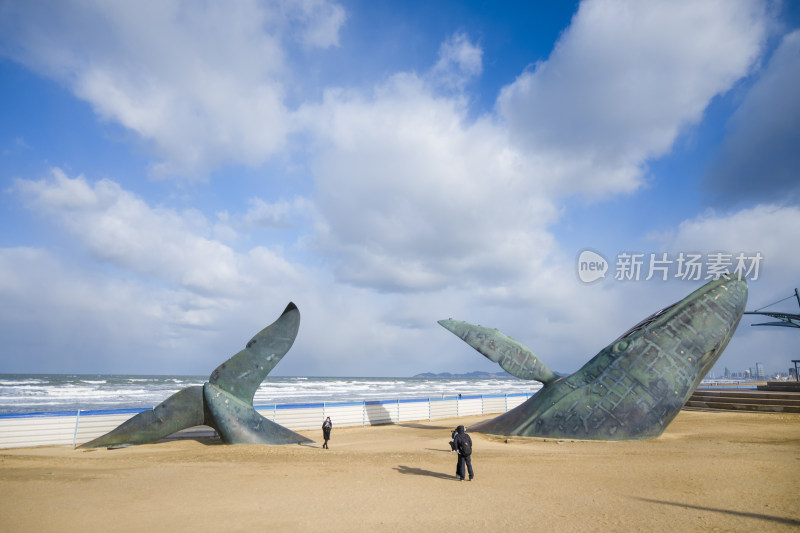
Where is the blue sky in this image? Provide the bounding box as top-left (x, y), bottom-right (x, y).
top-left (1, 0), bottom-right (798, 378)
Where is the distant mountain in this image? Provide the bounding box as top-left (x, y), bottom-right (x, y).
top-left (413, 371), bottom-right (515, 379)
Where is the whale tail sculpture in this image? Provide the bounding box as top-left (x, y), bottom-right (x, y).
top-left (439, 275), bottom-right (747, 440)
top-left (80, 303), bottom-right (312, 448)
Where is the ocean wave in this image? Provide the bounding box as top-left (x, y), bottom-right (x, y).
top-left (0, 374), bottom-right (540, 415)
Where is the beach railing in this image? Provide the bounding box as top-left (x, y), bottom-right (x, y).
top-left (0, 392), bottom-right (534, 449)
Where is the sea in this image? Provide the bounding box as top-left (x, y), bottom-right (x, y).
top-left (0, 374), bottom-right (542, 415)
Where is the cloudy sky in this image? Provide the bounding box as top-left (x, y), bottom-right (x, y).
top-left (1, 0), bottom-right (798, 378)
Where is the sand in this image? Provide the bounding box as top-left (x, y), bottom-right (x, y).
top-left (1, 410), bottom-right (798, 532)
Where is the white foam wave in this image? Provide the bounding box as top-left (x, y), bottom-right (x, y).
top-left (0, 374), bottom-right (539, 414)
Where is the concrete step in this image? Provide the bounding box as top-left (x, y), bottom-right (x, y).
top-left (690, 396), bottom-right (800, 407)
top-left (683, 400), bottom-right (800, 413)
top-left (758, 381), bottom-right (800, 392)
top-left (693, 390), bottom-right (800, 402)
top-left (683, 388), bottom-right (800, 413)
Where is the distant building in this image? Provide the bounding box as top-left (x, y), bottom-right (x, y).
top-left (756, 362), bottom-right (765, 380)
top-left (723, 367), bottom-right (731, 379)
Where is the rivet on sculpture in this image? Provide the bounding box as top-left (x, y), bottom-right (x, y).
top-left (80, 302), bottom-right (312, 448)
top-left (439, 275), bottom-right (747, 441)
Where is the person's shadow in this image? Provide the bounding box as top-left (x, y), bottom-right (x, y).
top-left (394, 465), bottom-right (457, 481)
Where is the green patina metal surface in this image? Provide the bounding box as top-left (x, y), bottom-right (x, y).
top-left (437, 320), bottom-right (560, 384)
top-left (440, 275), bottom-right (748, 441)
top-left (80, 302), bottom-right (312, 448)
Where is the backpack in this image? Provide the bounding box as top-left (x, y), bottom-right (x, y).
top-left (457, 436), bottom-right (472, 456)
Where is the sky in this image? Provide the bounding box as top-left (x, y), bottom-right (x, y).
top-left (0, 0), bottom-right (799, 378)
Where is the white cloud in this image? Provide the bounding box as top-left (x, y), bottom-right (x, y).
top-left (429, 33), bottom-right (483, 91)
top-left (5, 166), bottom-right (601, 375)
top-left (242, 196), bottom-right (313, 229)
top-left (288, 1), bottom-right (775, 297)
top-left (497, 0), bottom-right (770, 196)
top-left (14, 168), bottom-right (298, 295)
top-left (657, 204), bottom-right (800, 282)
top-left (285, 0), bottom-right (347, 48)
top-left (704, 30), bottom-right (800, 206)
top-left (2, 173), bottom-right (319, 373)
top-left (299, 73), bottom-right (559, 292)
top-left (0, 246), bottom-right (227, 372)
top-left (0, 0), bottom-right (346, 177)
top-left (6, 172), bottom-right (798, 377)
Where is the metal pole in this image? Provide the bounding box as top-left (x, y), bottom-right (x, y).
top-left (72, 410), bottom-right (81, 448)
top-left (787, 289), bottom-right (799, 381)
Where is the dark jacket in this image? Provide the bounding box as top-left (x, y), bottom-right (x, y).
top-left (453, 425), bottom-right (472, 456)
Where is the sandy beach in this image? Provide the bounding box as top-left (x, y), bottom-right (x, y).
top-left (1, 410), bottom-right (798, 532)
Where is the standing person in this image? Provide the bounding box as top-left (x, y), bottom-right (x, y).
top-left (452, 425), bottom-right (474, 481)
top-left (322, 416), bottom-right (332, 449)
top-left (449, 428), bottom-right (458, 452)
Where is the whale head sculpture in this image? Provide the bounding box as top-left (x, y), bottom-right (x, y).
top-left (439, 275), bottom-right (747, 440)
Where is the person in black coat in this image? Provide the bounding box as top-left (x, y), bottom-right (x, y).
top-left (452, 425), bottom-right (474, 481)
top-left (322, 416), bottom-right (332, 449)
